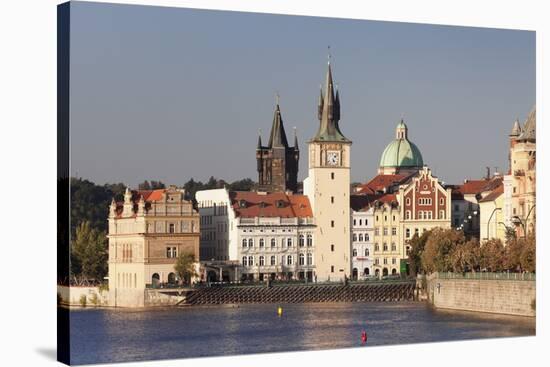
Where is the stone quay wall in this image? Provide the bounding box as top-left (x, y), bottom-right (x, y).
top-left (57, 285), bottom-right (109, 307)
top-left (425, 273), bottom-right (536, 317)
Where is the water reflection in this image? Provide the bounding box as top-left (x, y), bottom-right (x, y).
top-left (69, 302), bottom-right (535, 365)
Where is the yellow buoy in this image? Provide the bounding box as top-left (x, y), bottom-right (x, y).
top-left (277, 306), bottom-right (283, 316)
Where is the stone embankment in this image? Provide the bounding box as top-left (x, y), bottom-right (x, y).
top-left (180, 280), bottom-right (417, 305)
top-left (424, 272), bottom-right (536, 317)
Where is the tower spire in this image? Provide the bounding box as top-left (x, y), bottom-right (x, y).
top-left (294, 126), bottom-right (299, 150)
top-left (257, 129), bottom-right (262, 149)
top-left (268, 96), bottom-right (289, 148)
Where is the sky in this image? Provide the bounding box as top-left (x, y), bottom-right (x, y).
top-left (69, 1), bottom-right (535, 187)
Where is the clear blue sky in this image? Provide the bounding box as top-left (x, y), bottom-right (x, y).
top-left (69, 1), bottom-right (535, 187)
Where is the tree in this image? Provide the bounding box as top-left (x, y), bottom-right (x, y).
top-left (451, 238), bottom-right (480, 273)
top-left (71, 221), bottom-right (108, 281)
top-left (174, 251), bottom-right (198, 285)
top-left (504, 237), bottom-right (524, 272)
top-left (421, 228), bottom-right (465, 273)
top-left (480, 239), bottom-right (505, 272)
top-left (407, 230), bottom-right (431, 276)
top-left (228, 178), bottom-right (255, 192)
top-left (520, 235), bottom-right (536, 272)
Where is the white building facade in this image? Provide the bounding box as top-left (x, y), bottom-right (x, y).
top-left (351, 206), bottom-right (374, 279)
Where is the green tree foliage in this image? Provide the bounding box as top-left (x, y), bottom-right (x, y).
top-left (138, 180), bottom-right (166, 190)
top-left (480, 239), bottom-right (505, 272)
top-left (174, 251), bottom-right (198, 285)
top-left (407, 230), bottom-right (431, 276)
top-left (520, 235), bottom-right (536, 272)
top-left (71, 221), bottom-right (108, 281)
top-left (421, 228), bottom-right (465, 273)
top-left (183, 177), bottom-right (256, 200)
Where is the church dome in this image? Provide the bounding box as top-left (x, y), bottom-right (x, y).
top-left (379, 119), bottom-right (424, 170)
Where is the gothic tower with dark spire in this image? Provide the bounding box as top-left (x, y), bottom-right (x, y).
top-left (256, 100), bottom-right (299, 193)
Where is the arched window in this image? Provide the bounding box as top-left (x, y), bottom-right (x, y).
top-left (391, 242), bottom-right (396, 251)
top-left (365, 234), bottom-right (370, 241)
top-left (299, 253), bottom-right (305, 265)
top-left (392, 268), bottom-right (397, 275)
top-left (259, 238), bottom-right (265, 247)
top-left (248, 256), bottom-right (254, 266)
top-left (259, 256), bottom-right (265, 266)
top-left (287, 255), bottom-right (293, 265)
top-left (375, 243), bottom-right (379, 251)
top-left (287, 238), bottom-right (292, 247)
top-left (307, 253), bottom-right (313, 265)
top-left (168, 272), bottom-right (176, 284)
top-left (248, 238), bottom-right (254, 247)
top-left (406, 210), bottom-right (411, 220)
top-left (299, 235), bottom-right (305, 247)
top-left (242, 256), bottom-right (248, 266)
top-left (364, 268), bottom-right (370, 276)
top-left (365, 248), bottom-right (370, 256)
top-left (353, 233), bottom-right (357, 242)
top-left (307, 234), bottom-right (313, 247)
top-left (359, 219), bottom-right (363, 226)
top-left (383, 243), bottom-right (388, 251)
top-left (271, 238), bottom-right (276, 247)
top-left (270, 255), bottom-right (276, 265)
top-left (359, 234), bottom-right (364, 242)
top-left (242, 239), bottom-right (247, 247)
top-left (152, 273), bottom-right (160, 287)
top-left (352, 249), bottom-right (357, 257)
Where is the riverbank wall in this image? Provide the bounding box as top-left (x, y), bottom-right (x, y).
top-left (58, 285), bottom-right (109, 307)
top-left (425, 272), bottom-right (536, 317)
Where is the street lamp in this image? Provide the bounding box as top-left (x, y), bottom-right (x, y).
top-left (512, 204), bottom-right (536, 239)
top-left (486, 207), bottom-right (501, 241)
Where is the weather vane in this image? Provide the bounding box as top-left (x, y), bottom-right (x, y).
top-left (327, 45), bottom-right (331, 64)
top-left (275, 92), bottom-right (280, 105)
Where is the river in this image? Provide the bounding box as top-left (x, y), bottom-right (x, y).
top-left (68, 302), bottom-right (535, 365)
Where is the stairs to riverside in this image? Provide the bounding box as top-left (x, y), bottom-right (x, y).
top-left (178, 281), bottom-right (416, 305)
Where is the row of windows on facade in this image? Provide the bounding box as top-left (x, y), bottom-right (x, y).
top-left (241, 235), bottom-right (313, 248)
top-left (405, 227), bottom-right (428, 238)
top-left (352, 233), bottom-right (371, 242)
top-left (117, 272), bottom-right (138, 289)
top-left (374, 257), bottom-right (398, 265)
top-left (404, 210), bottom-right (445, 220)
top-left (373, 227), bottom-right (398, 236)
top-left (352, 218), bottom-right (370, 227)
top-left (242, 228), bottom-right (298, 233)
top-left (353, 246), bottom-right (411, 257)
top-left (242, 253), bottom-right (313, 267)
top-left (198, 201), bottom-right (228, 213)
top-left (352, 248), bottom-right (371, 257)
top-left (407, 197), bottom-right (445, 206)
top-left (147, 221), bottom-right (196, 234)
top-left (373, 243), bottom-right (397, 252)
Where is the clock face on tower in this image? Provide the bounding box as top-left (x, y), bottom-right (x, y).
top-left (326, 151), bottom-right (340, 166)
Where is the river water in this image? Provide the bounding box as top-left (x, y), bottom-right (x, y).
top-left (69, 302), bottom-right (535, 365)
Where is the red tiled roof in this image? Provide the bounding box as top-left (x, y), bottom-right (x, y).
top-left (357, 174), bottom-right (408, 194)
top-left (230, 191), bottom-right (312, 218)
top-left (479, 183), bottom-right (504, 203)
top-left (351, 193), bottom-right (397, 211)
top-left (137, 189), bottom-right (165, 202)
top-left (450, 177), bottom-right (503, 199)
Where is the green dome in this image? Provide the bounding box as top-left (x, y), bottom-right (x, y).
top-left (379, 136), bottom-right (424, 168)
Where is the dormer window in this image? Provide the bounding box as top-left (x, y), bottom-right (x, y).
top-left (276, 200), bottom-right (285, 208)
top-left (239, 199), bottom-right (247, 208)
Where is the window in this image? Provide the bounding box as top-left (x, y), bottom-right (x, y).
top-left (353, 233), bottom-right (357, 242)
top-left (383, 258), bottom-right (388, 265)
top-left (271, 238), bottom-right (276, 247)
top-left (376, 215), bottom-right (379, 222)
top-left (392, 258), bottom-right (396, 265)
top-left (307, 234), bottom-right (313, 247)
top-left (331, 265), bottom-right (335, 273)
top-left (242, 256), bottom-right (248, 266)
top-left (331, 196), bottom-right (334, 203)
top-left (359, 219), bottom-right (363, 226)
top-left (384, 215), bottom-right (387, 222)
top-left (406, 210), bottom-right (411, 220)
top-left (440, 198), bottom-right (444, 205)
top-left (359, 234), bottom-right (363, 242)
top-left (365, 234), bottom-right (369, 241)
top-left (391, 227), bottom-right (397, 235)
top-left (353, 219), bottom-right (357, 226)
top-left (406, 197), bottom-right (411, 205)
top-left (365, 248), bottom-right (370, 256)
top-left (271, 255), bottom-right (276, 265)
top-left (259, 256), bottom-right (265, 266)
top-left (287, 238), bottom-right (292, 247)
top-left (439, 210), bottom-right (445, 219)
top-left (375, 258), bottom-right (379, 265)
top-left (415, 228), bottom-right (419, 236)
top-left (248, 256), bottom-right (254, 266)
top-left (248, 238), bottom-right (254, 247)
top-left (331, 172), bottom-right (335, 180)
top-left (299, 235), bottom-right (305, 247)
top-left (331, 220), bottom-right (335, 227)
top-left (383, 243), bottom-right (388, 251)
top-left (166, 247), bottom-right (172, 258)
top-left (287, 255), bottom-right (293, 265)
top-left (375, 243), bottom-right (379, 251)
top-left (365, 219), bottom-right (368, 226)
top-left (242, 239), bottom-right (247, 248)
top-left (383, 228), bottom-right (388, 236)
top-left (172, 247), bottom-right (177, 258)
top-left (375, 228), bottom-right (380, 236)
top-left (393, 215), bottom-right (396, 221)
top-left (454, 204), bottom-right (459, 211)
top-left (299, 253), bottom-right (305, 265)
top-left (391, 243), bottom-right (396, 251)
top-left (259, 238), bottom-right (265, 247)
top-left (169, 223), bottom-right (175, 233)
top-left (331, 244), bottom-right (335, 252)
top-left (513, 187), bottom-right (517, 193)
top-left (352, 249), bottom-right (357, 257)
top-left (406, 246), bottom-right (411, 256)
top-left (307, 253), bottom-right (313, 265)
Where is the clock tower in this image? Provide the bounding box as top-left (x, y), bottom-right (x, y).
top-left (303, 58), bottom-right (352, 282)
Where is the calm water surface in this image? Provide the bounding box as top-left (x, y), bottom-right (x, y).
top-left (69, 302), bottom-right (535, 365)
